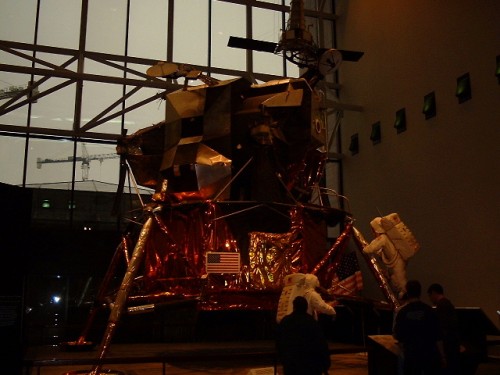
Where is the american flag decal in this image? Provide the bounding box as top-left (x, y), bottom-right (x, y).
top-left (330, 251), bottom-right (363, 296)
top-left (205, 252), bottom-right (241, 274)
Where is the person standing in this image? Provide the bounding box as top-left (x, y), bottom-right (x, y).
top-left (427, 283), bottom-right (461, 375)
top-left (276, 296), bottom-right (331, 375)
top-left (393, 280), bottom-right (445, 375)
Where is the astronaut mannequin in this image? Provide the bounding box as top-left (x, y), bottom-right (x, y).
top-left (303, 274), bottom-right (336, 320)
top-left (276, 273), bottom-right (336, 323)
top-left (362, 213), bottom-right (420, 299)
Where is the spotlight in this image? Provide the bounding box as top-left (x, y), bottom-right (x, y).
top-left (423, 91), bottom-right (436, 120)
top-left (394, 108), bottom-right (406, 134)
top-left (456, 73), bottom-right (471, 103)
top-left (349, 134), bottom-right (359, 155)
top-left (370, 122), bottom-right (381, 144)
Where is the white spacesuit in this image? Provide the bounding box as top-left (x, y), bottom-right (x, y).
top-left (303, 274), bottom-right (336, 320)
top-left (363, 213), bottom-right (420, 298)
top-left (276, 273), bottom-right (336, 322)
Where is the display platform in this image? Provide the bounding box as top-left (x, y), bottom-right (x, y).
top-left (367, 335), bottom-right (400, 375)
top-left (23, 340), bottom-right (366, 375)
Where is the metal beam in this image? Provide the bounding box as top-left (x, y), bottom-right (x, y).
top-left (217, 0), bottom-right (338, 20)
top-left (0, 33), bottom-right (360, 145)
top-left (0, 123), bottom-right (122, 141)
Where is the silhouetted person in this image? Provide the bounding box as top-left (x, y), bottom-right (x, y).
top-left (428, 283), bottom-right (461, 375)
top-left (394, 280), bottom-right (444, 375)
top-left (277, 296), bottom-right (331, 375)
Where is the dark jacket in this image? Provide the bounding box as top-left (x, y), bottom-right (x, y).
top-left (394, 300), bottom-right (441, 374)
top-left (277, 310), bottom-right (330, 375)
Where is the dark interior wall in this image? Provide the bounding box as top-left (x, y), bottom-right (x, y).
top-left (335, 0), bottom-right (500, 325)
top-left (0, 183), bottom-right (32, 374)
top-left (0, 183), bottom-right (32, 295)
top-left (21, 227), bottom-right (123, 346)
top-left (0, 184), bottom-right (124, 347)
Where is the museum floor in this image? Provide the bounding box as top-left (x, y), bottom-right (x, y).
top-left (23, 340), bottom-right (500, 375)
top-left (26, 353), bottom-right (367, 375)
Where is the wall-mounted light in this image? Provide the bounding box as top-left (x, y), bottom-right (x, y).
top-left (41, 199), bottom-right (51, 208)
top-left (370, 122), bottom-right (381, 144)
top-left (349, 133), bottom-right (359, 155)
top-left (422, 91), bottom-right (437, 120)
top-left (394, 108), bottom-right (406, 134)
top-left (496, 55), bottom-right (500, 84)
top-left (456, 73), bottom-right (471, 103)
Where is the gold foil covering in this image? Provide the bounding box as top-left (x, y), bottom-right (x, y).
top-left (247, 231), bottom-right (298, 290)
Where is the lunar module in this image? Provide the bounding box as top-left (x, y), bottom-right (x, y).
top-left (69, 2), bottom-right (421, 374)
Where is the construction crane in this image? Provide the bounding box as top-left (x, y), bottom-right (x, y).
top-left (0, 84), bottom-right (38, 100)
top-left (36, 144), bottom-right (119, 181)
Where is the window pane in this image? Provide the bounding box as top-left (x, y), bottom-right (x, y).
top-left (0, 48), bottom-right (33, 68)
top-left (84, 57), bottom-right (125, 78)
top-left (30, 77), bottom-right (76, 131)
top-left (286, 60), bottom-right (299, 78)
top-left (0, 71), bottom-right (31, 127)
top-left (322, 20), bottom-right (335, 50)
top-left (128, 0), bottom-right (168, 60)
top-left (211, 73), bottom-right (244, 81)
top-left (25, 139), bottom-right (121, 186)
top-left (0, 3), bottom-right (39, 129)
top-left (0, 136), bottom-right (26, 185)
top-left (123, 86), bottom-right (166, 135)
top-left (0, 1), bottom-right (37, 43)
top-left (81, 81), bottom-right (124, 135)
top-left (252, 7), bottom-right (284, 76)
top-left (26, 139), bottom-right (76, 185)
top-left (87, 0), bottom-right (127, 55)
top-left (75, 142), bottom-right (120, 183)
top-left (211, 1), bottom-right (246, 70)
top-left (173, 0), bottom-right (208, 66)
top-left (37, 0), bottom-right (80, 49)
top-left (20, 53), bottom-right (77, 130)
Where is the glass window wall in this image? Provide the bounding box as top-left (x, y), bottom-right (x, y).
top-left (210, 1), bottom-right (246, 70)
top-left (29, 77), bottom-right (77, 131)
top-left (37, 0), bottom-right (81, 49)
top-left (86, 0), bottom-right (127, 55)
top-left (0, 135), bottom-right (26, 185)
top-left (128, 0), bottom-right (168, 61)
top-left (173, 0), bottom-right (209, 66)
top-left (0, 0), bottom-right (341, 216)
top-left (0, 1), bottom-right (37, 44)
